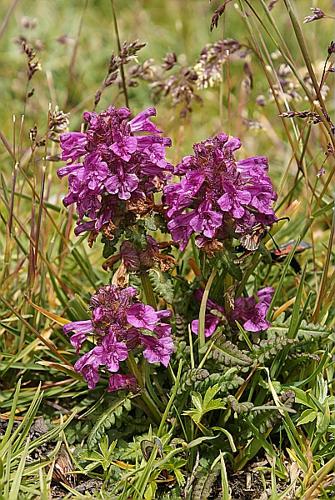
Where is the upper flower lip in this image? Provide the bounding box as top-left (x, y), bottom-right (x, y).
top-left (129, 107), bottom-right (162, 134)
top-left (60, 132), bottom-right (88, 162)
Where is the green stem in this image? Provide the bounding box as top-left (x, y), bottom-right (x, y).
top-left (223, 273), bottom-right (234, 319)
top-left (110, 0), bottom-right (129, 108)
top-left (140, 271), bottom-right (157, 308)
top-left (283, 0), bottom-right (333, 140)
top-left (191, 234), bottom-right (200, 269)
top-left (144, 362), bottom-right (165, 410)
top-left (198, 269), bottom-right (217, 357)
top-left (157, 360), bottom-right (183, 438)
top-left (236, 252), bottom-right (260, 296)
top-left (129, 273), bottom-right (162, 422)
top-left (139, 271), bottom-right (164, 408)
top-left (313, 206), bottom-right (335, 321)
top-left (127, 352), bottom-right (161, 424)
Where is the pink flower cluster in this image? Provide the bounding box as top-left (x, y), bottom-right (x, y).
top-left (58, 106), bottom-right (172, 236)
top-left (164, 133), bottom-right (277, 250)
top-left (64, 285), bottom-right (173, 391)
top-left (58, 106), bottom-right (279, 392)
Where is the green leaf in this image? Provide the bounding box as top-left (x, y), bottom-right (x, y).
top-left (144, 481), bottom-right (157, 500)
top-left (187, 435), bottom-right (219, 448)
top-left (183, 385), bottom-right (226, 424)
top-left (297, 409), bottom-right (318, 426)
top-left (291, 388), bottom-right (319, 411)
top-left (213, 427), bottom-right (237, 453)
top-left (8, 436), bottom-right (30, 500)
top-left (88, 397), bottom-right (132, 448)
top-left (219, 452), bottom-right (231, 500)
top-left (203, 384), bottom-right (221, 407)
top-left (267, 239), bottom-right (301, 317)
top-left (198, 269), bottom-right (217, 354)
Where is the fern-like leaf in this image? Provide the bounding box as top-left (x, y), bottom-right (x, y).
top-left (269, 320), bottom-right (331, 341)
top-left (250, 390), bottom-right (295, 433)
top-left (177, 368), bottom-right (210, 395)
top-left (212, 339), bottom-right (253, 367)
top-left (194, 369), bottom-right (244, 395)
top-left (227, 395), bottom-right (254, 415)
top-left (88, 396), bottom-right (132, 448)
top-left (191, 470), bottom-right (220, 500)
top-left (148, 269), bottom-right (174, 304)
top-left (251, 336), bottom-right (296, 363)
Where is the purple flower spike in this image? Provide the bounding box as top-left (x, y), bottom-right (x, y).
top-left (164, 133), bottom-right (277, 251)
top-left (58, 106), bottom-right (172, 237)
top-left (63, 285), bottom-right (173, 391)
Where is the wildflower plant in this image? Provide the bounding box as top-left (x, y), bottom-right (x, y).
top-left (58, 101), bottom-right (279, 427)
top-left (3, 0), bottom-right (335, 497)
top-left (64, 284), bottom-right (173, 391)
top-left (58, 105), bottom-right (176, 419)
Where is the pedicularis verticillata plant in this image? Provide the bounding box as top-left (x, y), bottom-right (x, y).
top-left (58, 104), bottom-right (277, 420)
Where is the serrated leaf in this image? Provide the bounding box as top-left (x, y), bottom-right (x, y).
top-left (214, 340), bottom-right (252, 367)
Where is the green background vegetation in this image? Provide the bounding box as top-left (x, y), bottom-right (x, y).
top-left (0, 0), bottom-right (335, 498)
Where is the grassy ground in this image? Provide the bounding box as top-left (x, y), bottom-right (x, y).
top-left (1, 0), bottom-right (335, 498)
